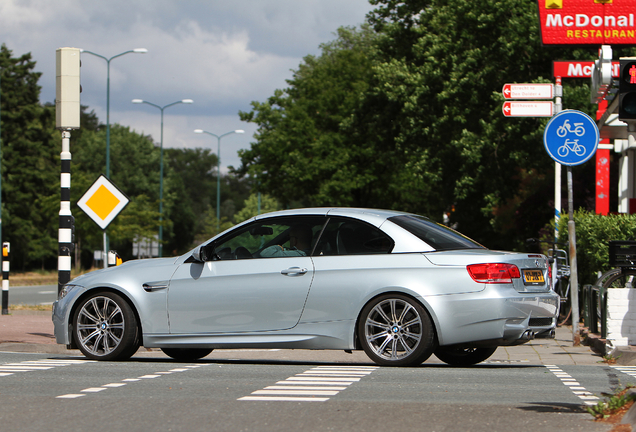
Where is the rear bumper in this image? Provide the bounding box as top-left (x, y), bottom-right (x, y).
top-left (422, 286), bottom-right (559, 347)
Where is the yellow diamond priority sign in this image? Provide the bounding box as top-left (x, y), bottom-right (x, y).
top-left (78, 175), bottom-right (129, 230)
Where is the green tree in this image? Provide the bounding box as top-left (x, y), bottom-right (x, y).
top-left (239, 1), bottom-right (625, 250)
top-left (235, 193), bottom-right (281, 223)
top-left (163, 147), bottom-right (217, 254)
top-left (239, 26), bottom-right (382, 208)
top-left (71, 124), bottom-right (166, 264)
top-left (0, 44), bottom-right (59, 270)
top-left (366, 0), bottom-right (636, 248)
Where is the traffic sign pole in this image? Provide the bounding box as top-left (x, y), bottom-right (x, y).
top-left (554, 77), bottom-right (562, 297)
top-left (544, 110), bottom-right (599, 346)
top-left (567, 166), bottom-right (581, 346)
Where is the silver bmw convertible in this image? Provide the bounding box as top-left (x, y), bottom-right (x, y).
top-left (53, 208), bottom-right (558, 366)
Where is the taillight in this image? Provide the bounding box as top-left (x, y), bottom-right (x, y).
top-left (467, 263), bottom-right (521, 284)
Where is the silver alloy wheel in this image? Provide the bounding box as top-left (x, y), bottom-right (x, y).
top-left (76, 296), bottom-right (125, 356)
top-left (364, 298), bottom-right (423, 361)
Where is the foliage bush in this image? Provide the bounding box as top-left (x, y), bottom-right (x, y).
top-left (554, 211), bottom-right (636, 286)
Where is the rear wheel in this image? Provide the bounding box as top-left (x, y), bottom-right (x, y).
top-left (598, 269), bottom-right (636, 289)
top-left (434, 346), bottom-right (497, 366)
top-left (161, 348), bottom-right (213, 361)
top-left (555, 278), bottom-right (571, 325)
top-left (73, 292), bottom-right (140, 361)
top-left (358, 294), bottom-right (435, 367)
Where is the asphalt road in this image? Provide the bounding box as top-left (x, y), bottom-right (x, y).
top-left (6, 284), bottom-right (57, 306)
top-left (0, 350), bottom-right (620, 432)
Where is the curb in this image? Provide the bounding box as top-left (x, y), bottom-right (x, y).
top-left (580, 326), bottom-right (636, 366)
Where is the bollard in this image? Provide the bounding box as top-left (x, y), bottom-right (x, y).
top-left (1, 242), bottom-right (9, 315)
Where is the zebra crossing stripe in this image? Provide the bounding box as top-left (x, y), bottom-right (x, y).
top-left (545, 365), bottom-right (599, 405)
top-left (239, 365), bottom-right (379, 402)
top-left (56, 364), bottom-right (207, 399)
top-left (0, 359), bottom-right (94, 377)
top-left (610, 365), bottom-right (636, 378)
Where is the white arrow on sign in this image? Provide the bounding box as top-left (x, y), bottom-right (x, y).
top-left (502, 101), bottom-right (554, 117)
top-left (502, 83), bottom-right (554, 100)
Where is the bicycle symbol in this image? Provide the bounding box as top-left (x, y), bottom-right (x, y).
top-left (557, 139), bottom-right (586, 157)
top-left (556, 119), bottom-right (585, 137)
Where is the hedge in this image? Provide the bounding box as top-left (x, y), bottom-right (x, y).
top-left (554, 210), bottom-right (636, 286)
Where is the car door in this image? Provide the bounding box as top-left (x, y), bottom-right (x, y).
top-left (167, 216), bottom-right (327, 334)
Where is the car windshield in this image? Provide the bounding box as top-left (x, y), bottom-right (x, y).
top-left (388, 215), bottom-right (485, 251)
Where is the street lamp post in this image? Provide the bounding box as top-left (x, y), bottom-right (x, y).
top-left (133, 99), bottom-right (193, 257)
top-left (81, 48), bottom-right (146, 268)
top-left (80, 48), bottom-right (147, 178)
top-left (193, 129), bottom-right (244, 232)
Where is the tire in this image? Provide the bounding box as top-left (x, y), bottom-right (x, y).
top-left (161, 348), bottom-right (213, 361)
top-left (434, 346), bottom-right (497, 366)
top-left (73, 291), bottom-right (140, 361)
top-left (555, 278), bottom-right (571, 325)
top-left (595, 268), bottom-right (621, 288)
top-left (358, 294), bottom-right (436, 367)
top-left (557, 145), bottom-right (568, 157)
top-left (598, 269), bottom-right (636, 289)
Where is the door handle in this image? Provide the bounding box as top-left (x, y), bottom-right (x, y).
top-left (281, 267), bottom-right (308, 276)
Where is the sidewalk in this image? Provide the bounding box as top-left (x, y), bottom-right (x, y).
top-left (0, 310), bottom-right (615, 365)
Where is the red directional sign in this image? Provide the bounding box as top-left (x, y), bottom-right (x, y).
top-left (502, 101), bottom-right (554, 117)
top-left (502, 83), bottom-right (554, 99)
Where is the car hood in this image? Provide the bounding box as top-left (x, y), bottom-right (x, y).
top-left (68, 257), bottom-right (180, 288)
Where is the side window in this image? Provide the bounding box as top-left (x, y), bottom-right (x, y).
top-left (314, 218), bottom-right (394, 256)
top-left (213, 216), bottom-right (327, 260)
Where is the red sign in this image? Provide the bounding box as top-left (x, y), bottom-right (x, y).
top-left (502, 101), bottom-right (554, 117)
top-left (553, 60), bottom-right (620, 77)
top-left (538, 0), bottom-right (636, 45)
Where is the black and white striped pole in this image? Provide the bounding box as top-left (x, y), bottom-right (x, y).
top-left (56, 47), bottom-right (80, 294)
top-left (58, 131), bottom-right (73, 294)
top-left (2, 242), bottom-right (9, 315)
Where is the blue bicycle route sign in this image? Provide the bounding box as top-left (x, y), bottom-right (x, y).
top-left (543, 110), bottom-right (599, 166)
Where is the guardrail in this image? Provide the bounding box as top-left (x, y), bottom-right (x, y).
top-left (581, 284), bottom-right (607, 339)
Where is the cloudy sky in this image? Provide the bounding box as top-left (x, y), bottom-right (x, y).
top-left (0, 0), bottom-right (374, 172)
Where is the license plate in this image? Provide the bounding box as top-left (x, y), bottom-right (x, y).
top-left (523, 269), bottom-right (544, 285)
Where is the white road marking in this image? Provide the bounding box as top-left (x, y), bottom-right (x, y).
top-left (611, 365), bottom-right (636, 379)
top-left (545, 365), bottom-right (599, 406)
top-left (0, 359), bottom-right (93, 377)
top-left (239, 365), bottom-right (379, 402)
top-left (56, 394), bottom-right (85, 399)
top-left (81, 387), bottom-right (107, 393)
top-left (239, 396), bottom-right (330, 402)
top-left (56, 364), bottom-right (208, 399)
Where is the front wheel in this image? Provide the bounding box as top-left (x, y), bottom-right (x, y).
top-left (73, 291), bottom-right (140, 361)
top-left (161, 348), bottom-right (213, 361)
top-left (358, 294), bottom-right (436, 367)
top-left (434, 346), bottom-right (497, 366)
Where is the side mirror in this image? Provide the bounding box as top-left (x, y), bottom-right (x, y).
top-left (191, 243), bottom-right (216, 262)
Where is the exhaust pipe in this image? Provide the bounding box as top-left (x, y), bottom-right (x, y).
top-left (521, 330), bottom-right (535, 341)
top-left (534, 329), bottom-right (556, 339)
